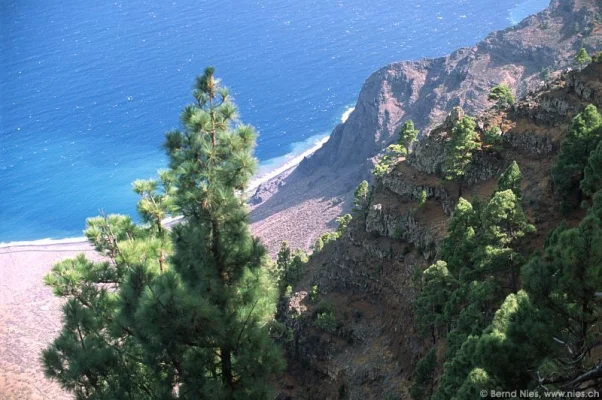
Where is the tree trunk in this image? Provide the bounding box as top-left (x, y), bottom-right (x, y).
top-left (221, 347), bottom-right (234, 399)
top-left (212, 219), bottom-right (225, 280)
top-left (510, 265), bottom-right (518, 293)
top-left (581, 300), bottom-right (588, 354)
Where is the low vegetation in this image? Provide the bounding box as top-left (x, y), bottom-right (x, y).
top-left (39, 48), bottom-right (602, 400)
top-left (488, 84), bottom-right (515, 109)
top-left (412, 103), bottom-right (602, 399)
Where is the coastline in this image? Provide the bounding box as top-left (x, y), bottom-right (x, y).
top-left (0, 107), bottom-right (355, 400)
top-left (248, 105), bottom-right (355, 192)
top-left (0, 106), bottom-right (355, 249)
top-left (248, 135), bottom-right (330, 192)
top-left (0, 236), bottom-right (90, 249)
top-left (0, 140), bottom-right (326, 249)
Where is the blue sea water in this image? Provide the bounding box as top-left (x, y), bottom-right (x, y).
top-left (0, 0), bottom-right (550, 242)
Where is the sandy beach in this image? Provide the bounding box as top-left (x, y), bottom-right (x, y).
top-left (0, 109), bottom-right (354, 399)
top-left (0, 240), bottom-right (96, 399)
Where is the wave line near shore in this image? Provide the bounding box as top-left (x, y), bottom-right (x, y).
top-left (0, 106), bottom-right (356, 248)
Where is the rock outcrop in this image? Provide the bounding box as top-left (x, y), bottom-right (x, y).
top-left (276, 62), bottom-right (602, 399)
top-left (250, 0), bottom-right (602, 254)
top-left (301, 0), bottom-right (602, 173)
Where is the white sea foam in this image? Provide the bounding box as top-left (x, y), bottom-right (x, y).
top-left (1, 107), bottom-right (355, 247)
top-left (507, 0), bottom-right (549, 25)
top-left (341, 106), bottom-right (355, 123)
top-left (0, 236), bottom-right (88, 248)
top-left (248, 134), bottom-right (329, 192)
top-left (248, 105), bottom-right (354, 192)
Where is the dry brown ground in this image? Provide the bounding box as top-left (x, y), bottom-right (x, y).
top-left (0, 241), bottom-right (95, 400)
top-left (0, 193), bottom-right (323, 400)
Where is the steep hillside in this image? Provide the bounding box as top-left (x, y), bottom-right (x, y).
top-left (251, 0), bottom-right (602, 253)
top-left (275, 62), bottom-right (602, 399)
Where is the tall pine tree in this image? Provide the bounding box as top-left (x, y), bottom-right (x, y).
top-left (496, 161), bottom-right (522, 200)
top-left (581, 139), bottom-right (602, 197)
top-left (42, 68), bottom-right (284, 399)
top-left (552, 104), bottom-right (602, 210)
top-left (398, 120), bottom-right (419, 154)
top-left (444, 116), bottom-right (480, 197)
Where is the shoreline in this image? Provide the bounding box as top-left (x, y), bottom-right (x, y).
top-left (0, 236), bottom-right (90, 249)
top-left (0, 106), bottom-right (355, 249)
top-left (248, 135), bottom-right (329, 192)
top-left (248, 105), bottom-right (354, 192)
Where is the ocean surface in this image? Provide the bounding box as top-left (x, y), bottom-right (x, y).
top-left (0, 0), bottom-right (550, 242)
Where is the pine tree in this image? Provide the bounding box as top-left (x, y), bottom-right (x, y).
top-left (417, 189), bottom-right (427, 208)
top-left (455, 193), bottom-right (602, 396)
top-left (277, 241), bottom-right (291, 274)
top-left (43, 214), bottom-right (170, 399)
top-left (581, 139), bottom-right (602, 197)
top-left (153, 67), bottom-right (284, 398)
top-left (552, 104), bottom-right (602, 210)
top-left (415, 260), bottom-right (458, 339)
top-left (479, 189), bottom-right (535, 292)
top-left (496, 161), bottom-right (522, 199)
top-left (468, 291), bottom-right (540, 391)
top-left (422, 174), bottom-right (535, 399)
top-left (416, 198), bottom-right (481, 346)
top-left (335, 213), bottom-right (352, 234)
top-left (444, 193), bottom-right (602, 398)
top-left (353, 180), bottom-right (370, 213)
top-left (409, 347), bottom-right (438, 400)
top-left (432, 336), bottom-right (480, 400)
top-left (398, 120), bottom-right (419, 154)
top-left (522, 192), bottom-right (602, 374)
top-left (488, 84), bottom-right (515, 109)
top-left (42, 68), bottom-right (284, 399)
top-left (574, 48), bottom-right (592, 70)
top-left (276, 241), bottom-right (292, 291)
top-left (455, 368), bottom-right (493, 399)
top-left (483, 126), bottom-right (503, 152)
top-left (276, 242), bottom-right (307, 294)
top-left (440, 198), bottom-right (479, 274)
top-left (288, 249), bottom-right (308, 286)
top-left (444, 116), bottom-right (480, 197)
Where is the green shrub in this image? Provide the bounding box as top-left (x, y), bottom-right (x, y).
top-left (483, 126), bottom-right (503, 151)
top-left (488, 84), bottom-right (515, 109)
top-left (315, 311), bottom-right (337, 333)
top-left (309, 285), bottom-right (320, 302)
top-left (417, 190), bottom-right (427, 208)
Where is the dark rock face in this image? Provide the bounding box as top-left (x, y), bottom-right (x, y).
top-left (250, 0), bottom-right (601, 255)
top-left (503, 131), bottom-right (554, 155)
top-left (276, 62), bottom-right (602, 400)
top-left (567, 66), bottom-right (602, 107)
top-left (300, 0), bottom-right (602, 174)
top-left (249, 175), bottom-right (287, 205)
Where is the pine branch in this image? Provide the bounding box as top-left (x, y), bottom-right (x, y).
top-left (564, 362), bottom-right (602, 389)
top-left (234, 300), bottom-right (259, 353)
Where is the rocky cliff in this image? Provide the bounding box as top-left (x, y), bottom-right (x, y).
top-left (275, 62), bottom-right (602, 399)
top-left (250, 0), bottom-right (602, 254)
top-left (303, 0), bottom-right (601, 172)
